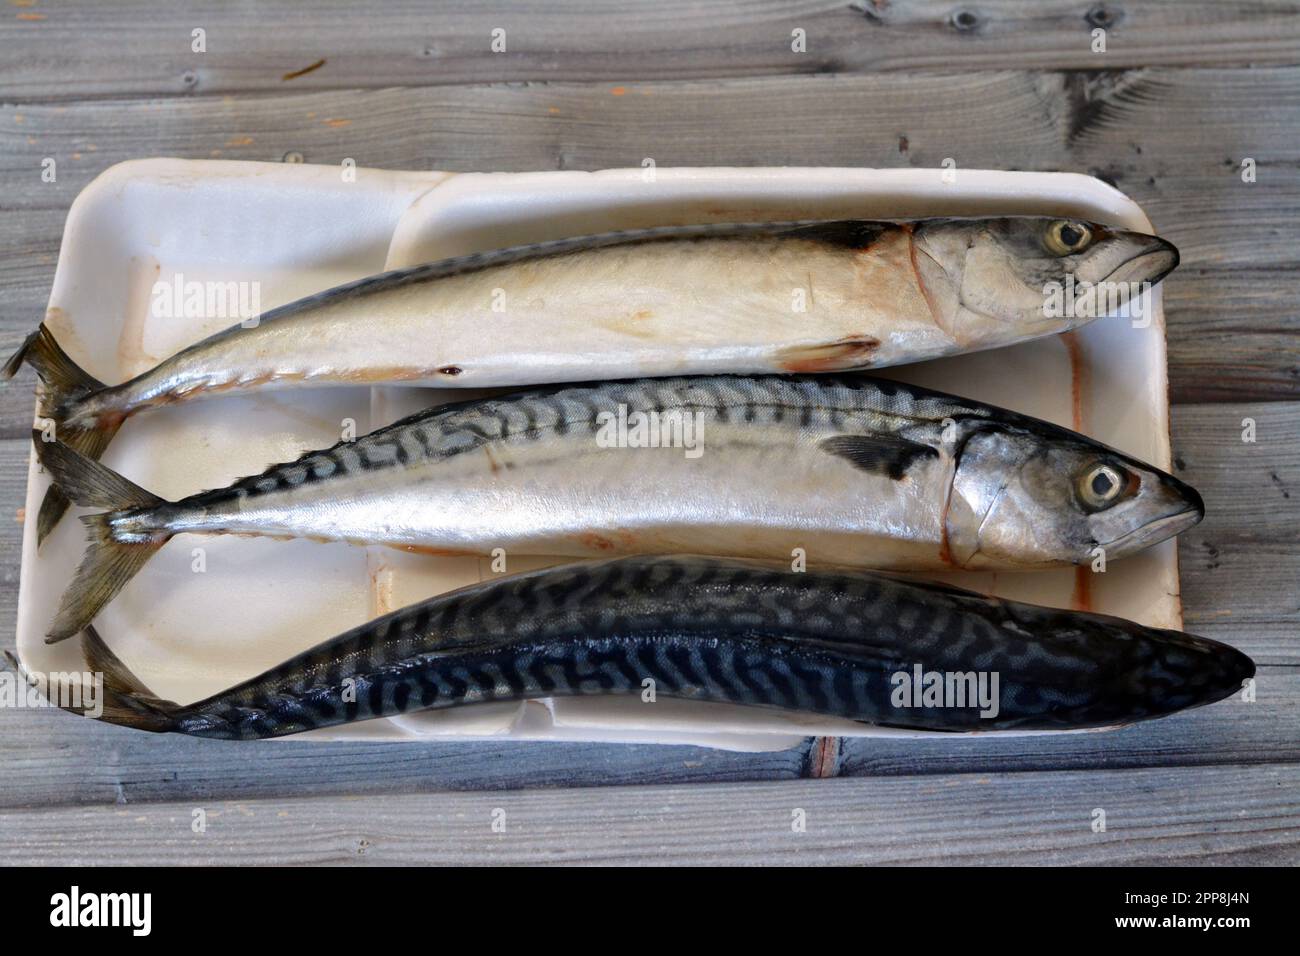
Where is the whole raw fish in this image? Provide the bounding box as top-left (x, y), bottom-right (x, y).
top-left (29, 556), bottom-right (1251, 738)
top-left (5, 217), bottom-right (1178, 541)
top-left (35, 374), bottom-right (1202, 641)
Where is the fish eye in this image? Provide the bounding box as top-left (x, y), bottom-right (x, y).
top-left (1077, 462), bottom-right (1125, 510)
top-left (1044, 220), bottom-right (1093, 256)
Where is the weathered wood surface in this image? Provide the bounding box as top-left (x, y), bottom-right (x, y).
top-left (3, 69), bottom-right (1298, 406)
top-left (1172, 402), bottom-right (1300, 665)
top-left (1, 1), bottom-right (1296, 865)
top-left (3, 764), bottom-right (1296, 865)
top-left (3, 1), bottom-right (1299, 99)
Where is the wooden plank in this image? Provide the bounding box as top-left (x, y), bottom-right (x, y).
top-left (1173, 402), bottom-right (1300, 663)
top-left (5, 70), bottom-right (1299, 202)
top-left (1165, 274), bottom-right (1300, 404)
top-left (0, 206), bottom-right (60, 432)
top-left (0, 705), bottom-right (816, 809)
top-left (2, 69), bottom-right (1298, 406)
top-left (0, 438), bottom-right (24, 579)
top-left (3, 1), bottom-right (1299, 100)
top-left (2, 763), bottom-right (1296, 864)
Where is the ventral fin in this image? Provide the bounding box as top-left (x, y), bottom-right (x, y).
top-left (820, 434), bottom-right (938, 480)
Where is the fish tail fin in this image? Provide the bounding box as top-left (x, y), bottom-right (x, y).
top-left (45, 515), bottom-right (166, 643)
top-left (5, 324), bottom-right (109, 420)
top-left (32, 431), bottom-right (161, 511)
top-left (35, 425), bottom-right (125, 547)
top-left (8, 325), bottom-right (124, 546)
top-left (2, 627), bottom-right (180, 733)
top-left (34, 435), bottom-right (170, 643)
top-left (80, 625), bottom-right (180, 732)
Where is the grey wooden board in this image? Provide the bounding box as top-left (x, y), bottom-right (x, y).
top-left (3, 69), bottom-right (1298, 405)
top-left (1172, 402), bottom-right (1300, 665)
top-left (1, 0), bottom-right (1297, 866)
top-left (2, 764), bottom-right (1296, 865)
top-left (2, 1), bottom-right (1300, 99)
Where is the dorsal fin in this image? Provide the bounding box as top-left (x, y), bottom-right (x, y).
top-left (777, 220), bottom-right (891, 249)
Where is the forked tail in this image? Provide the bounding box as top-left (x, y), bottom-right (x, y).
top-left (2, 626), bottom-right (179, 733)
top-left (4, 324), bottom-right (125, 545)
top-left (33, 435), bottom-right (170, 643)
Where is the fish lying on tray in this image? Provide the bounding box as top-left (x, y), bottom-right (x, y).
top-left (4, 217), bottom-right (1178, 541)
top-left (19, 556), bottom-right (1251, 739)
top-left (34, 374), bottom-right (1203, 642)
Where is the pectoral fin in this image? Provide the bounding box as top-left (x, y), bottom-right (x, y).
top-left (819, 434), bottom-right (938, 480)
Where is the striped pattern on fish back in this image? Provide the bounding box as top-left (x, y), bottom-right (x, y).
top-left (182, 375), bottom-right (990, 509)
top-left (168, 556), bottom-right (1244, 739)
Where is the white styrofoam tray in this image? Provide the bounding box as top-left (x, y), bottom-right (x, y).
top-left (15, 161), bottom-right (1180, 752)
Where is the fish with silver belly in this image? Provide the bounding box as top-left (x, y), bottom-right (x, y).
top-left (5, 217), bottom-right (1178, 541)
top-left (35, 374), bottom-right (1203, 642)
top-left (28, 556), bottom-right (1252, 739)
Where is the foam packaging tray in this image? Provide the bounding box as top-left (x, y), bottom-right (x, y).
top-left (15, 161), bottom-right (1179, 751)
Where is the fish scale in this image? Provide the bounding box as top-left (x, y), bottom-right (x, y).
top-left (59, 555), bottom-right (1252, 740)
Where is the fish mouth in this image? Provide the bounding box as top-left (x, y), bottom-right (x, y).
top-left (1200, 640), bottom-right (1257, 706)
top-left (1149, 628), bottom-right (1256, 715)
top-left (1102, 500), bottom-right (1203, 557)
top-left (1104, 235), bottom-right (1180, 289)
top-left (1101, 468), bottom-right (1204, 558)
top-left (1060, 234), bottom-right (1179, 328)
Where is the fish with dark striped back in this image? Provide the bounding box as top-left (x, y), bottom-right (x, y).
top-left (24, 556), bottom-right (1252, 739)
top-left (4, 216), bottom-right (1178, 540)
top-left (34, 374), bottom-right (1203, 643)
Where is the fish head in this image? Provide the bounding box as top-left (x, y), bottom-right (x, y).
top-left (945, 421), bottom-right (1203, 568)
top-left (910, 217), bottom-right (1179, 345)
top-left (994, 599), bottom-right (1255, 727)
top-left (1124, 625), bottom-right (1256, 720)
